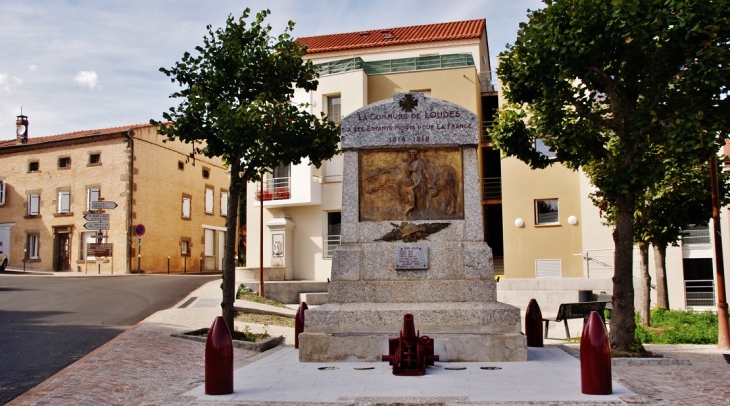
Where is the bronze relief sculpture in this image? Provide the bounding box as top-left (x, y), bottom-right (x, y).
top-left (360, 148), bottom-right (463, 221)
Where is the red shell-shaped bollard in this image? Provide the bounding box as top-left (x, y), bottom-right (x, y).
top-left (580, 311), bottom-right (612, 395)
top-left (525, 298), bottom-right (544, 347)
top-left (205, 316), bottom-right (233, 395)
top-left (295, 302), bottom-right (308, 349)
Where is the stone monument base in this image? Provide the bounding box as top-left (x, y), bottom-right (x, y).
top-left (299, 302), bottom-right (527, 362)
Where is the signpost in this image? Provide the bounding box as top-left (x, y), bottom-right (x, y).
top-left (84, 222), bottom-right (109, 230)
top-left (135, 224), bottom-right (145, 273)
top-left (84, 213), bottom-right (110, 222)
top-left (90, 201), bottom-right (118, 210)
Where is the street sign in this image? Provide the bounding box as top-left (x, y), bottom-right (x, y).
top-left (134, 224), bottom-right (146, 236)
top-left (90, 201), bottom-right (118, 210)
top-left (88, 243), bottom-right (113, 256)
top-left (138, 237), bottom-right (142, 246)
top-left (84, 222), bottom-right (110, 230)
top-left (84, 213), bottom-right (110, 222)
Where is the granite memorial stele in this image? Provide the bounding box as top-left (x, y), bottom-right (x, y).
top-left (299, 93), bottom-right (527, 362)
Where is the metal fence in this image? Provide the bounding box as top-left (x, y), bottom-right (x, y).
top-left (685, 280), bottom-right (715, 308)
top-left (256, 177), bottom-right (291, 201)
top-left (483, 177), bottom-right (502, 200)
top-left (682, 226), bottom-right (711, 245)
top-left (315, 54), bottom-right (476, 77)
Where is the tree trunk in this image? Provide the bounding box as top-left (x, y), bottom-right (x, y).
top-left (222, 158), bottom-right (245, 333)
top-left (610, 197), bottom-right (637, 351)
top-left (639, 243), bottom-right (651, 326)
top-left (653, 243), bottom-right (669, 309)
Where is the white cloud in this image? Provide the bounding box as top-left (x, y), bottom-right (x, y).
top-left (28, 65), bottom-right (37, 71)
top-left (12, 76), bottom-right (22, 85)
top-left (74, 70), bottom-right (99, 89)
top-left (0, 72), bottom-right (9, 91)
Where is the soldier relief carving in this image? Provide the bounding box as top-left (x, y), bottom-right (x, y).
top-left (360, 148), bottom-right (463, 221)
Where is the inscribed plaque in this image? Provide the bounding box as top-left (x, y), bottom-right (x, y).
top-left (395, 246), bottom-right (429, 270)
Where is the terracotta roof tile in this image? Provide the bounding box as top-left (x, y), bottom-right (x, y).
top-left (0, 123), bottom-right (152, 148)
top-left (297, 19), bottom-right (485, 54)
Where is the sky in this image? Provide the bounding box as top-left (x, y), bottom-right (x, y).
top-left (0, 0), bottom-right (544, 140)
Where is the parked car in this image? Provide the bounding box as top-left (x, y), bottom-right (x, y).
top-left (0, 251), bottom-right (7, 271)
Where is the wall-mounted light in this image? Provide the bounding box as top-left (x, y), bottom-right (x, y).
top-left (514, 218), bottom-right (524, 228)
top-left (568, 216), bottom-right (578, 225)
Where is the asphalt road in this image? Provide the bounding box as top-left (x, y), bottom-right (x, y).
top-left (0, 273), bottom-right (218, 405)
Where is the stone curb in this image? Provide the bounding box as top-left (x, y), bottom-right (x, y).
top-left (171, 331), bottom-right (285, 352)
top-left (557, 344), bottom-right (691, 366)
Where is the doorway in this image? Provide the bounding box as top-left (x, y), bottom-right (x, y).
top-left (55, 233), bottom-right (71, 272)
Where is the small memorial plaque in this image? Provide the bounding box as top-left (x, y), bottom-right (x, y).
top-left (395, 246), bottom-right (428, 270)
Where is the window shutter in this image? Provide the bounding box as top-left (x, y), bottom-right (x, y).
top-left (205, 188), bottom-right (214, 214)
top-left (87, 188), bottom-right (100, 210)
top-left (0, 180), bottom-right (5, 205)
top-left (58, 192), bottom-right (70, 213)
top-left (220, 192), bottom-right (228, 216)
top-left (182, 197), bottom-right (191, 218)
top-left (535, 259), bottom-right (562, 278)
top-left (28, 194), bottom-right (40, 215)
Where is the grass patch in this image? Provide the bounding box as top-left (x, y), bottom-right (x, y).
top-left (236, 312), bottom-right (294, 328)
top-left (635, 308), bottom-right (721, 345)
top-left (237, 284), bottom-right (289, 308)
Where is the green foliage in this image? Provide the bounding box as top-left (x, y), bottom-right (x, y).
top-left (491, 0), bottom-right (730, 351)
top-left (635, 308), bottom-right (720, 344)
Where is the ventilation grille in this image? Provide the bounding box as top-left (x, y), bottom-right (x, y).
top-left (535, 259), bottom-right (562, 278)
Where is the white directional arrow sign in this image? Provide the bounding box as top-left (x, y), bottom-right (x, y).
top-left (84, 222), bottom-right (110, 230)
top-left (90, 201), bottom-right (118, 210)
top-left (84, 213), bottom-right (110, 222)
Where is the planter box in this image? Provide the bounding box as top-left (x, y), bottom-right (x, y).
top-left (173, 329), bottom-right (284, 352)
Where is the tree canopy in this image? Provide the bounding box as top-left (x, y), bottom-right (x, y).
top-left (151, 9), bottom-right (340, 330)
top-left (491, 0), bottom-right (730, 351)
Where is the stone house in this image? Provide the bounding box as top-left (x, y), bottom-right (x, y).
top-left (0, 117), bottom-right (230, 273)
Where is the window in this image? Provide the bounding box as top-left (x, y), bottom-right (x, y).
top-left (182, 196), bottom-right (191, 219)
top-left (327, 95), bottom-right (341, 124)
top-left (27, 234), bottom-right (40, 259)
top-left (58, 157), bottom-right (71, 168)
top-left (220, 191), bottom-right (229, 217)
top-left (86, 188), bottom-right (100, 211)
top-left (535, 259), bottom-right (562, 278)
top-left (0, 180), bottom-right (5, 205)
top-left (202, 168), bottom-right (210, 179)
top-left (57, 191), bottom-right (70, 214)
top-left (89, 153), bottom-right (101, 165)
top-left (535, 139), bottom-right (556, 159)
top-left (181, 240), bottom-right (190, 255)
top-left (324, 211), bottom-right (342, 258)
top-left (27, 194), bottom-right (40, 216)
top-left (535, 199), bottom-right (559, 225)
top-left (28, 161), bottom-right (39, 172)
top-left (204, 188), bottom-right (214, 214)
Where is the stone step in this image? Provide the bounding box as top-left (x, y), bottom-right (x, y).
top-left (299, 292), bottom-right (329, 306)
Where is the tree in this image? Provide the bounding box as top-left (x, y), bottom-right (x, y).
top-left (598, 154), bottom-right (729, 325)
top-left (491, 0), bottom-right (730, 351)
top-left (151, 9), bottom-right (340, 331)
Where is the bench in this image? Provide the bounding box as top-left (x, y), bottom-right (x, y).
top-left (542, 301), bottom-right (608, 339)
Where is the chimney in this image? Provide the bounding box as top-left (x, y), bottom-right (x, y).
top-left (16, 114), bottom-right (28, 144)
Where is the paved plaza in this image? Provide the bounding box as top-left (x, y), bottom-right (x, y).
top-left (7, 279), bottom-right (730, 406)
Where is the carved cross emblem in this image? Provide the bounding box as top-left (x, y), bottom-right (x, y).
top-left (399, 94), bottom-right (418, 112)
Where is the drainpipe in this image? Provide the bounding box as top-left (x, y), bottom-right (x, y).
top-left (125, 130), bottom-right (135, 274)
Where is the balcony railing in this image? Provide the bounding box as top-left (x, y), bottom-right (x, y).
top-left (255, 177), bottom-right (291, 201)
top-left (682, 226), bottom-right (711, 245)
top-left (315, 53), bottom-right (476, 77)
top-left (324, 234), bottom-right (341, 258)
top-left (483, 177), bottom-right (502, 200)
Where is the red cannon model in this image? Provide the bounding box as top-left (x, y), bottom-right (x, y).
top-left (382, 313), bottom-right (439, 376)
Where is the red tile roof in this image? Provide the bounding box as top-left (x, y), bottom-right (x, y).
top-left (0, 123), bottom-right (152, 148)
top-left (297, 19), bottom-right (485, 54)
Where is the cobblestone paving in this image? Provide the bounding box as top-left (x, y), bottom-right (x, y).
top-left (8, 326), bottom-right (730, 406)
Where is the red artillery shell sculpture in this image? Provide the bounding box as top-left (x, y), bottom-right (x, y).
top-left (382, 313), bottom-right (439, 376)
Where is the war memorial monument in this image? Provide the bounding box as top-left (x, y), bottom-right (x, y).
top-left (299, 93), bottom-right (527, 362)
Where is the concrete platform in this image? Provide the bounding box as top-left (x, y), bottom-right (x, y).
top-left (185, 345), bottom-right (634, 404)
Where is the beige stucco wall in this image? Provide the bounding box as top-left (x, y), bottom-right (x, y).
top-left (501, 156), bottom-right (584, 278)
top-left (131, 125), bottom-right (229, 273)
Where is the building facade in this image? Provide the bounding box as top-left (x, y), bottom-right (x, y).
top-left (0, 119), bottom-right (230, 274)
top-left (243, 19), bottom-right (730, 312)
